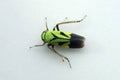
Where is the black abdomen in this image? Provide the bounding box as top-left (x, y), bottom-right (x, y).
top-left (69, 33), bottom-right (85, 48)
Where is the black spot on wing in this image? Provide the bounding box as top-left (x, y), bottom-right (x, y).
top-left (49, 37), bottom-right (56, 42)
top-left (49, 32), bottom-right (58, 42)
top-left (51, 32), bottom-right (58, 38)
top-left (60, 32), bottom-right (69, 38)
top-left (50, 32), bottom-right (70, 42)
top-left (58, 42), bottom-right (67, 46)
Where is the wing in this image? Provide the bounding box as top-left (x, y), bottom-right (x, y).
top-left (50, 38), bottom-right (70, 48)
top-left (49, 32), bottom-right (85, 48)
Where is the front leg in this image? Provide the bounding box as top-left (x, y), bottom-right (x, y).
top-left (29, 42), bottom-right (46, 48)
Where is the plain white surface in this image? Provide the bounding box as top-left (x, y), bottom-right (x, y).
top-left (0, 0), bottom-right (120, 80)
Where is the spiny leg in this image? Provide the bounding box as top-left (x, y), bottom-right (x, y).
top-left (48, 44), bottom-right (72, 68)
top-left (29, 42), bottom-right (46, 48)
top-left (53, 15), bottom-right (87, 31)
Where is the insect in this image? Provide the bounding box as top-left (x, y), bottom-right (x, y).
top-left (30, 15), bottom-right (87, 68)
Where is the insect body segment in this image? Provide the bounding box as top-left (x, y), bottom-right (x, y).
top-left (41, 31), bottom-right (85, 48)
top-left (30, 15), bottom-right (86, 68)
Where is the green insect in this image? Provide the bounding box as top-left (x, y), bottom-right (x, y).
top-left (30, 15), bottom-right (87, 68)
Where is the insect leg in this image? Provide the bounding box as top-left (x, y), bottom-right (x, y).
top-left (45, 17), bottom-right (49, 30)
top-left (53, 17), bottom-right (68, 31)
top-left (29, 42), bottom-right (46, 48)
top-left (53, 15), bottom-right (87, 31)
top-left (48, 44), bottom-right (72, 68)
top-left (53, 25), bottom-right (60, 31)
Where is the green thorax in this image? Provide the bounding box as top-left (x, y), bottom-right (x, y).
top-left (41, 30), bottom-right (71, 43)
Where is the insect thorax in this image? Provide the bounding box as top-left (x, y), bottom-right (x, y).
top-left (41, 30), bottom-right (71, 43)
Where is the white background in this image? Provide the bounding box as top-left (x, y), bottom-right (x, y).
top-left (0, 0), bottom-right (120, 80)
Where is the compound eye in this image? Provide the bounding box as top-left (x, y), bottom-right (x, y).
top-left (41, 31), bottom-right (46, 41)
